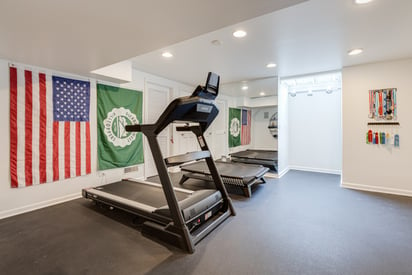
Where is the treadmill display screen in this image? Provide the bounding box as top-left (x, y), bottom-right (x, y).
top-left (206, 72), bottom-right (219, 95)
top-left (196, 104), bottom-right (213, 113)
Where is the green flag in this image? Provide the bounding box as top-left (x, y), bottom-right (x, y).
top-left (228, 107), bottom-right (241, 148)
top-left (97, 84), bottom-right (143, 170)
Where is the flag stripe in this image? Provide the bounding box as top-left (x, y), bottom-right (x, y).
top-left (85, 122), bottom-right (91, 174)
top-left (58, 122), bottom-right (65, 180)
top-left (76, 122), bottom-right (81, 176)
top-left (64, 122), bottom-right (70, 179)
top-left (46, 74), bottom-right (54, 183)
top-left (53, 121), bottom-right (59, 181)
top-left (10, 67), bottom-right (18, 188)
top-left (80, 122), bottom-right (86, 175)
top-left (39, 73), bottom-right (47, 183)
top-left (70, 122), bottom-right (76, 178)
top-left (24, 70), bottom-right (33, 186)
top-left (17, 69), bottom-right (25, 187)
top-left (32, 72), bottom-right (40, 185)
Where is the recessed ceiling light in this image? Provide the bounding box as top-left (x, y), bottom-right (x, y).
top-left (233, 30), bottom-right (247, 38)
top-left (266, 63), bottom-right (277, 68)
top-left (259, 92), bottom-right (265, 96)
top-left (162, 52), bottom-right (173, 58)
top-left (354, 0), bottom-right (373, 4)
top-left (241, 85), bottom-right (248, 91)
top-left (347, 48), bottom-right (363, 56)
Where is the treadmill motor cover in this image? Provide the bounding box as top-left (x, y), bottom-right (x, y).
top-left (154, 189), bottom-right (222, 222)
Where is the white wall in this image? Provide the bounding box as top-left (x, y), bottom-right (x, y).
top-left (342, 58), bottom-right (412, 196)
top-left (288, 88), bottom-right (342, 174)
top-left (251, 106), bottom-right (278, 150)
top-left (277, 83), bottom-right (289, 176)
top-left (0, 58), bottom-right (195, 219)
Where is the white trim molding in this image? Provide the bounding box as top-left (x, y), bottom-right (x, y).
top-left (289, 165), bottom-right (341, 175)
top-left (0, 193), bottom-right (81, 220)
top-left (277, 167), bottom-right (290, 178)
top-left (341, 181), bottom-right (412, 198)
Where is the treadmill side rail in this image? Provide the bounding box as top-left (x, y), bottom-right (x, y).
top-left (83, 188), bottom-right (157, 212)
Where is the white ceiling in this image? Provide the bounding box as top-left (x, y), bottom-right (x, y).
top-left (131, 0), bottom-right (412, 93)
top-left (0, 0), bottom-right (305, 76)
top-left (1, 0), bottom-right (412, 98)
top-left (221, 77), bottom-right (279, 98)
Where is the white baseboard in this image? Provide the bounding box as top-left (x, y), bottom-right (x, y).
top-left (0, 193), bottom-right (81, 220)
top-left (288, 165), bottom-right (341, 175)
top-left (277, 167), bottom-right (290, 178)
top-left (341, 182), bottom-right (412, 198)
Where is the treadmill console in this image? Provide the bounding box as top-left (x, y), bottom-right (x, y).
top-left (125, 72), bottom-right (221, 134)
top-left (191, 72), bottom-right (219, 100)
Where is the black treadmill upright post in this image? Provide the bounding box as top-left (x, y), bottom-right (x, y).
top-left (140, 124), bottom-right (195, 253)
top-left (190, 125), bottom-right (236, 215)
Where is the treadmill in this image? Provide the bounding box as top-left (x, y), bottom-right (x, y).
top-left (230, 149), bottom-right (278, 171)
top-left (179, 160), bottom-right (269, 197)
top-left (83, 72), bottom-right (235, 253)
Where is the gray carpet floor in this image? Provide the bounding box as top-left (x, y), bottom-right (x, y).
top-left (1, 170), bottom-right (412, 275)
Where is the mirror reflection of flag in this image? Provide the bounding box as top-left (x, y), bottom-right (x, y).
top-left (241, 109), bottom-right (251, 145)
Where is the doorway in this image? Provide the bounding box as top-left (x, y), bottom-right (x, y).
top-left (144, 81), bottom-right (171, 178)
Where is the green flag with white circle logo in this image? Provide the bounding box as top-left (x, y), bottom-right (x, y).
top-left (97, 84), bottom-right (143, 170)
top-left (228, 107), bottom-right (241, 148)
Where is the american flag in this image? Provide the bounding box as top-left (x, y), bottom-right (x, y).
top-left (241, 109), bottom-right (251, 145)
top-left (9, 67), bottom-right (91, 188)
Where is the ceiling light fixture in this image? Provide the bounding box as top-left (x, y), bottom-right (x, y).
top-left (162, 52), bottom-right (173, 58)
top-left (266, 63), bottom-right (277, 68)
top-left (347, 48), bottom-right (363, 56)
top-left (241, 86), bottom-right (248, 91)
top-left (354, 0), bottom-right (373, 4)
top-left (259, 92), bottom-right (265, 96)
top-left (233, 30), bottom-right (247, 38)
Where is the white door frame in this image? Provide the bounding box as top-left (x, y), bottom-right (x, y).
top-left (205, 98), bottom-right (228, 159)
top-left (143, 80), bottom-right (172, 178)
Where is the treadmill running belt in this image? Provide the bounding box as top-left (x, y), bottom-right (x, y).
top-left (181, 160), bottom-right (266, 183)
top-left (230, 149), bottom-right (278, 172)
top-left (95, 180), bottom-right (188, 208)
top-left (230, 150), bottom-right (278, 160)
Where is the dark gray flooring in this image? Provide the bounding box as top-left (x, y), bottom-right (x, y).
top-left (1, 170), bottom-right (412, 275)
